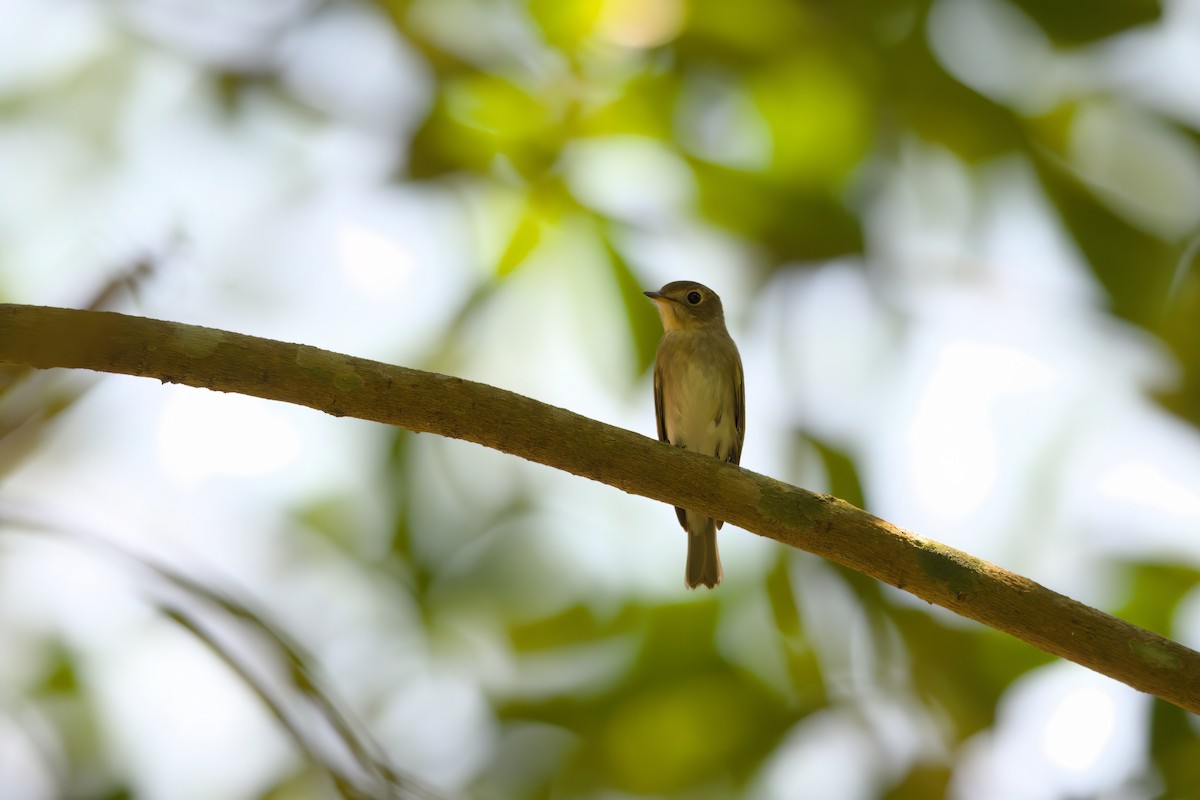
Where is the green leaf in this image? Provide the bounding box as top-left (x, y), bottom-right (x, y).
top-left (1114, 562), bottom-right (1200, 636)
top-left (604, 231), bottom-right (661, 375)
top-left (407, 73), bottom-right (562, 180)
top-left (1033, 149), bottom-right (1177, 326)
top-left (746, 51), bottom-right (874, 190)
top-left (1151, 700), bottom-right (1200, 798)
top-left (691, 160), bottom-right (863, 261)
top-left (1155, 242), bottom-right (1200, 424)
top-left (1008, 0), bottom-right (1161, 45)
top-left (578, 71), bottom-right (678, 140)
top-left (766, 555), bottom-right (827, 705)
top-left (888, 35), bottom-right (1024, 161)
top-left (683, 0), bottom-right (807, 60)
top-left (509, 604), bottom-right (637, 652)
top-left (496, 203), bottom-right (543, 276)
top-left (884, 763), bottom-right (952, 800)
top-left (596, 670), bottom-right (786, 793)
top-left (886, 605), bottom-right (1051, 739)
top-left (37, 645), bottom-right (79, 695)
top-left (528, 0), bottom-right (605, 53)
top-left (801, 433), bottom-right (866, 510)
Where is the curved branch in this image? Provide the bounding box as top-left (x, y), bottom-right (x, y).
top-left (2, 303), bottom-right (1197, 713)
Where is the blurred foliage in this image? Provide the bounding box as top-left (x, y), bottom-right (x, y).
top-left (499, 601), bottom-right (797, 795)
top-left (7, 0), bottom-right (1200, 798)
top-left (1150, 701), bottom-right (1200, 799)
top-left (1116, 563), bottom-right (1200, 636)
top-left (368, 0), bottom-right (1196, 795)
top-left (1032, 149), bottom-right (1179, 326)
top-left (380, 0), bottom-right (1200, 442)
top-left (1009, 0), bottom-right (1160, 43)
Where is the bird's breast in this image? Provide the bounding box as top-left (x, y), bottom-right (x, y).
top-left (659, 335), bottom-right (737, 460)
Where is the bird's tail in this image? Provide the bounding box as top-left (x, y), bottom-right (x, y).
top-left (685, 518), bottom-right (722, 589)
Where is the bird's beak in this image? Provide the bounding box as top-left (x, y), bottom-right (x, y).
top-left (644, 290), bottom-right (672, 303)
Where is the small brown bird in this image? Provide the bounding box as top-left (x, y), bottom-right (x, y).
top-left (644, 281), bottom-right (745, 588)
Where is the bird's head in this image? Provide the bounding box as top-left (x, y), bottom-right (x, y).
top-left (644, 281), bottom-right (726, 332)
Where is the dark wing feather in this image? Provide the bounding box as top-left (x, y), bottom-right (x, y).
top-left (727, 355), bottom-right (745, 466)
top-left (654, 357), bottom-right (689, 530)
top-left (716, 353), bottom-right (745, 531)
top-left (653, 362), bottom-right (668, 444)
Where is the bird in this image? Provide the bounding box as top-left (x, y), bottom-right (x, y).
top-left (644, 281), bottom-right (745, 589)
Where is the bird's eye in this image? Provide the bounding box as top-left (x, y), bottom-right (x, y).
top-left (686, 291), bottom-right (702, 305)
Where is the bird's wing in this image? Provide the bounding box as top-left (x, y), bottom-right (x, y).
top-left (728, 355), bottom-right (745, 466)
top-left (653, 361), bottom-right (668, 444)
top-left (655, 354), bottom-right (689, 530)
top-left (714, 354), bottom-right (745, 532)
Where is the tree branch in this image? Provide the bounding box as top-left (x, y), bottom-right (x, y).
top-left (2, 303), bottom-right (1197, 713)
